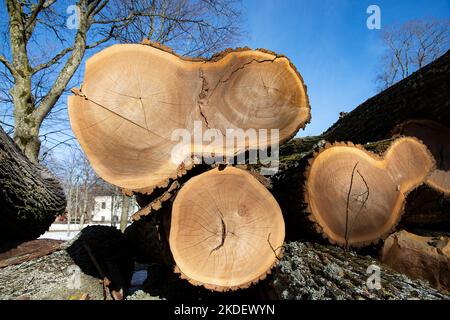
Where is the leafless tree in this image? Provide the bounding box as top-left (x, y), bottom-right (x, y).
top-left (376, 18), bottom-right (449, 91)
top-left (0, 0), bottom-right (242, 162)
top-left (44, 147), bottom-right (137, 230)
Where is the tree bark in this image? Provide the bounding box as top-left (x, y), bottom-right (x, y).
top-left (6, 0), bottom-right (90, 162)
top-left (0, 125), bottom-right (66, 240)
top-left (272, 241), bottom-right (449, 299)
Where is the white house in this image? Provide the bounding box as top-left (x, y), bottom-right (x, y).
top-left (91, 195), bottom-right (138, 223)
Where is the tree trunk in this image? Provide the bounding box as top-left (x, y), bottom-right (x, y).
top-left (0, 125), bottom-right (66, 240)
top-left (271, 241), bottom-right (449, 300)
top-left (269, 51), bottom-right (450, 244)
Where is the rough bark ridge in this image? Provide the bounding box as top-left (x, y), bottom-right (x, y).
top-left (272, 241), bottom-right (449, 300)
top-left (0, 126), bottom-right (66, 240)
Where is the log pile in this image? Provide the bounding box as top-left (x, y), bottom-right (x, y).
top-left (68, 43), bottom-right (450, 297)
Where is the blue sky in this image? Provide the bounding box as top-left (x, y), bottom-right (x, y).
top-left (239, 0), bottom-right (450, 136)
top-left (0, 0), bottom-right (448, 160)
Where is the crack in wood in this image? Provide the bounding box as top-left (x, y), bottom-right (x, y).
top-left (210, 217), bottom-right (226, 255)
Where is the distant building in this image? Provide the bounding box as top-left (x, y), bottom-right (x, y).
top-left (91, 195), bottom-right (138, 223)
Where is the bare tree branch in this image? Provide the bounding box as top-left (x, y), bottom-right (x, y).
top-left (0, 54), bottom-right (16, 76)
top-left (376, 18), bottom-right (449, 91)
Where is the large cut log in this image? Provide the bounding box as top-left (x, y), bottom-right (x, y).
top-left (272, 241), bottom-right (449, 300)
top-left (304, 137), bottom-right (434, 248)
top-left (271, 137), bottom-right (435, 247)
top-left (68, 43), bottom-right (310, 195)
top-left (170, 166), bottom-right (284, 291)
top-left (270, 52), bottom-right (450, 243)
top-left (126, 166), bottom-right (285, 292)
top-left (0, 126), bottom-right (66, 240)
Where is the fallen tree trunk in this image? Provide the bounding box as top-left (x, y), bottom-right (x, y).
top-left (0, 126), bottom-right (66, 240)
top-left (272, 241), bottom-right (449, 300)
top-left (303, 137), bottom-right (434, 248)
top-left (270, 52), bottom-right (450, 243)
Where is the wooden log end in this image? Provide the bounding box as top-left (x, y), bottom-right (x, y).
top-left (304, 137), bottom-right (435, 248)
top-left (169, 166), bottom-right (285, 292)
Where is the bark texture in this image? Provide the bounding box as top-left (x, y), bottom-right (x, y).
top-left (272, 241), bottom-right (449, 300)
top-left (0, 126), bottom-right (66, 240)
top-left (0, 226), bottom-right (134, 300)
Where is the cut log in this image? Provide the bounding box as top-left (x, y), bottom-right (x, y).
top-left (272, 241), bottom-right (449, 299)
top-left (0, 126), bottom-right (66, 240)
top-left (169, 166), bottom-right (285, 291)
top-left (305, 137), bottom-right (435, 248)
top-left (381, 230), bottom-right (450, 292)
top-left (271, 137), bottom-right (435, 247)
top-left (68, 43), bottom-right (310, 195)
top-left (269, 52), bottom-right (450, 245)
top-left (392, 120), bottom-right (450, 195)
